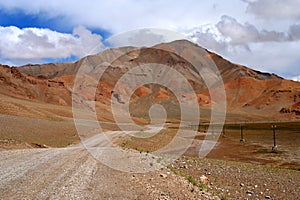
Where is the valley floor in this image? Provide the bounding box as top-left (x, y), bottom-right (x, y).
top-left (0, 101), bottom-right (299, 199)
top-left (0, 145), bottom-right (218, 200)
top-left (171, 156), bottom-right (300, 199)
top-left (1, 143), bottom-right (299, 200)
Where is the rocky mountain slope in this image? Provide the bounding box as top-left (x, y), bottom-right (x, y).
top-left (0, 64), bottom-right (71, 105)
top-left (1, 40), bottom-right (299, 121)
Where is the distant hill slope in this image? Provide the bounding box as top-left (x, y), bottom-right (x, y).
top-left (0, 64), bottom-right (71, 105)
top-left (1, 40), bottom-right (299, 121)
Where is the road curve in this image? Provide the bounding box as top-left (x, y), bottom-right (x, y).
top-left (0, 132), bottom-right (218, 200)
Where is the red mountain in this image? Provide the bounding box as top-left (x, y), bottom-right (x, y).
top-left (0, 40), bottom-right (299, 121)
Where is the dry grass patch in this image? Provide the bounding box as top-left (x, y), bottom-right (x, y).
top-left (118, 129), bottom-right (178, 152)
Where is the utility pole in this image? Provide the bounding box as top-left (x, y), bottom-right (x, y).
top-left (222, 126), bottom-right (226, 138)
top-left (240, 124), bottom-right (245, 142)
top-left (272, 125), bottom-right (277, 151)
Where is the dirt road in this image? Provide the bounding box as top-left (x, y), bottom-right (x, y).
top-left (0, 131), bottom-right (218, 200)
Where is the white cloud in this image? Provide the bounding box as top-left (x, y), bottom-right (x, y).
top-left (0, 0), bottom-right (299, 79)
top-left (0, 26), bottom-right (104, 65)
top-left (184, 15), bottom-right (296, 54)
top-left (0, 0), bottom-right (246, 33)
top-left (291, 76), bottom-right (300, 82)
top-left (228, 42), bottom-right (300, 76)
top-left (187, 29), bottom-right (300, 78)
top-left (216, 15), bottom-right (287, 45)
top-left (106, 28), bottom-right (186, 48)
top-left (185, 25), bottom-right (229, 52)
top-left (183, 15), bottom-right (300, 78)
top-left (242, 0), bottom-right (300, 20)
top-left (288, 24), bottom-right (300, 41)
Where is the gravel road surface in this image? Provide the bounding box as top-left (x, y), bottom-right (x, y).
top-left (0, 131), bottom-right (218, 200)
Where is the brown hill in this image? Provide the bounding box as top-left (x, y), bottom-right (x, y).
top-left (2, 40), bottom-right (300, 121)
top-left (0, 64), bottom-right (71, 105)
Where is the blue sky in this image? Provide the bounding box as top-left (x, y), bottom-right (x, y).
top-left (0, 0), bottom-right (299, 80)
top-left (0, 7), bottom-right (111, 64)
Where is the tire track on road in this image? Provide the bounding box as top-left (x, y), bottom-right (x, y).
top-left (0, 148), bottom-right (64, 188)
